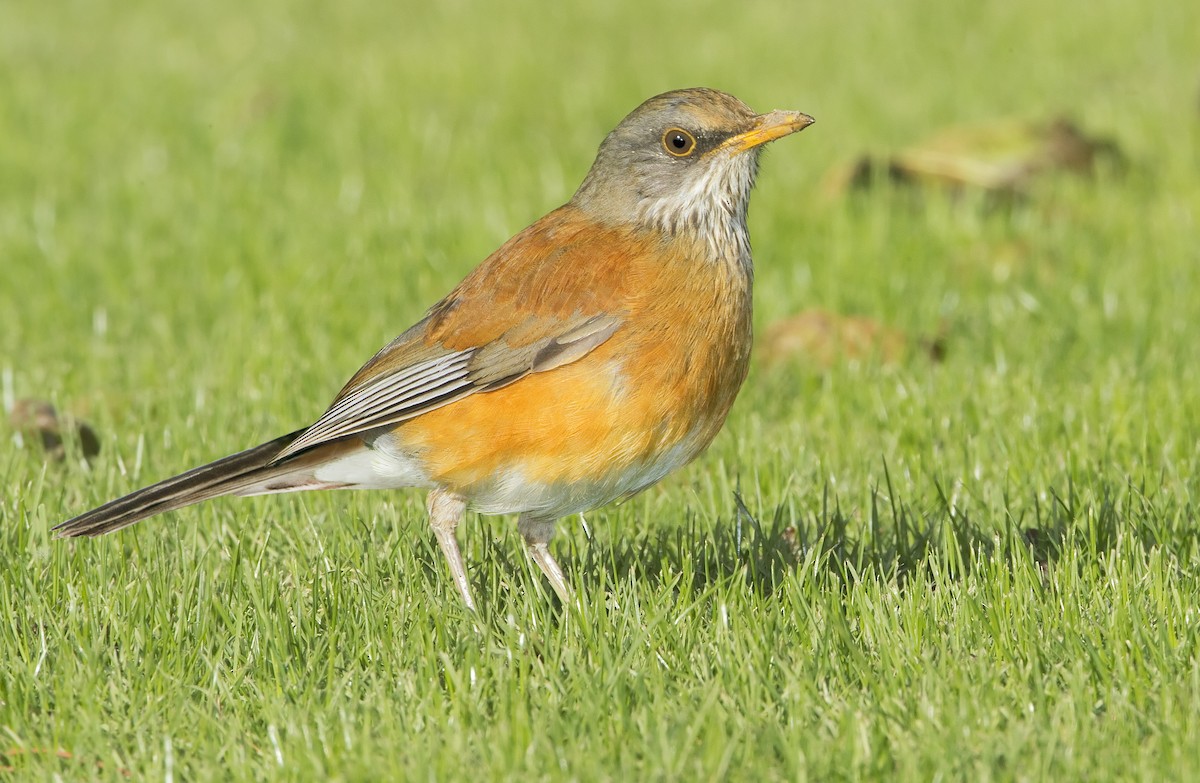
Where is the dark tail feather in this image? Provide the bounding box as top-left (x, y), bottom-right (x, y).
top-left (54, 429), bottom-right (315, 538)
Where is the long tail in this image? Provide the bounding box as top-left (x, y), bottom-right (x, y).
top-left (54, 429), bottom-right (349, 538)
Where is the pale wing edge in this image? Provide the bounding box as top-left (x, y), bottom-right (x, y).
top-left (271, 350), bottom-right (476, 461)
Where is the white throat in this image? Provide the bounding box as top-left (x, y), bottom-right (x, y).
top-left (635, 151), bottom-right (759, 272)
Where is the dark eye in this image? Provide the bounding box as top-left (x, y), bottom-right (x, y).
top-left (662, 127), bottom-right (697, 157)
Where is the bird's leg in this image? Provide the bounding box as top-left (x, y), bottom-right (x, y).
top-left (427, 489), bottom-right (476, 610)
top-left (517, 514), bottom-right (572, 604)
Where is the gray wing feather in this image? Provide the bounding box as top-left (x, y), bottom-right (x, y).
top-left (272, 313), bottom-right (622, 463)
top-left (272, 350), bottom-right (477, 460)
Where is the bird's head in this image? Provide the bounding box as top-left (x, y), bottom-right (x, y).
top-left (571, 88), bottom-right (814, 261)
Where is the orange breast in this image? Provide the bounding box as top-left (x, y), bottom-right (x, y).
top-left (395, 228), bottom-right (753, 514)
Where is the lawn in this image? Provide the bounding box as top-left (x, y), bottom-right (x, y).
top-left (2, 0), bottom-right (1199, 779)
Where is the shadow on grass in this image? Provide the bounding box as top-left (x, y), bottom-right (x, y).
top-left (568, 471), bottom-right (1199, 598)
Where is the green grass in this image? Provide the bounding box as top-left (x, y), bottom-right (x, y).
top-left (3, 0), bottom-right (1199, 779)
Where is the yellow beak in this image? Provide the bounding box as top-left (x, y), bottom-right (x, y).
top-left (720, 110), bottom-right (816, 153)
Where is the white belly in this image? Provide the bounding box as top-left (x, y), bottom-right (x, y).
top-left (464, 435), bottom-right (702, 520)
top-left (311, 436), bottom-right (434, 490)
top-left (310, 427), bottom-right (705, 521)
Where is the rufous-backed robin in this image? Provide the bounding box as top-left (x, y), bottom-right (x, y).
top-left (56, 88), bottom-right (814, 609)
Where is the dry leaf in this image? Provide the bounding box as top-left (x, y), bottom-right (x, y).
top-left (760, 309), bottom-right (944, 368)
top-left (9, 398), bottom-right (101, 461)
top-left (823, 117), bottom-right (1123, 197)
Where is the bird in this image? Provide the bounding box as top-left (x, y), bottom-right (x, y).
top-left (55, 88), bottom-right (814, 609)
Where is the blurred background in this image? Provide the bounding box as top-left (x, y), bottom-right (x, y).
top-left (2, 0), bottom-right (1197, 523)
top-left (3, 1), bottom-right (1200, 778)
